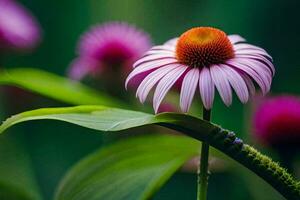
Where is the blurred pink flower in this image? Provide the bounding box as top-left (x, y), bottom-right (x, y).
top-left (126, 27), bottom-right (275, 113)
top-left (157, 102), bottom-right (177, 113)
top-left (253, 95), bottom-right (300, 147)
top-left (68, 22), bottom-right (152, 81)
top-left (0, 0), bottom-right (41, 51)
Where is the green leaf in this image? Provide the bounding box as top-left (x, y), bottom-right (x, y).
top-left (0, 134), bottom-right (42, 200)
top-left (0, 106), bottom-right (153, 133)
top-left (0, 105), bottom-right (299, 200)
top-left (55, 134), bottom-right (199, 200)
top-left (0, 68), bottom-right (124, 107)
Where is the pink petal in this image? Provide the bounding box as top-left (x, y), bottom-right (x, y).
top-left (245, 58), bottom-right (272, 82)
top-left (210, 65), bottom-right (232, 106)
top-left (127, 70), bottom-right (152, 89)
top-left (68, 57), bottom-right (99, 80)
top-left (226, 58), bottom-right (268, 94)
top-left (150, 45), bottom-right (175, 52)
top-left (235, 54), bottom-right (275, 76)
top-left (78, 22), bottom-right (152, 60)
top-left (234, 43), bottom-right (273, 63)
top-left (199, 67), bottom-right (215, 109)
top-left (234, 57), bottom-right (272, 88)
top-left (136, 64), bottom-right (179, 103)
top-left (235, 49), bottom-right (272, 60)
top-left (234, 43), bottom-right (267, 52)
top-left (125, 59), bottom-right (178, 88)
top-left (220, 64), bottom-right (249, 103)
top-left (240, 73), bottom-right (256, 97)
top-left (228, 34), bottom-right (246, 44)
top-left (143, 50), bottom-right (175, 56)
top-left (180, 68), bottom-right (200, 112)
top-left (153, 65), bottom-right (188, 113)
top-left (133, 54), bottom-right (176, 68)
top-left (164, 37), bottom-right (178, 47)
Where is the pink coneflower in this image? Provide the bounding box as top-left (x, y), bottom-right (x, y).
top-left (126, 27), bottom-right (275, 113)
top-left (0, 0), bottom-right (41, 51)
top-left (68, 22), bottom-right (152, 81)
top-left (253, 95), bottom-right (300, 147)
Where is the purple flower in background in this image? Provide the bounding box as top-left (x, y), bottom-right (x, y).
top-left (157, 102), bottom-right (177, 113)
top-left (253, 95), bottom-right (300, 147)
top-left (68, 22), bottom-right (152, 81)
top-left (126, 27), bottom-right (275, 113)
top-left (0, 0), bottom-right (41, 51)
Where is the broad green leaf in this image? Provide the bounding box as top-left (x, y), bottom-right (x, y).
top-left (0, 106), bottom-right (153, 133)
top-left (55, 134), bottom-right (199, 200)
top-left (0, 134), bottom-right (42, 200)
top-left (0, 105), bottom-right (299, 200)
top-left (0, 68), bottom-right (124, 107)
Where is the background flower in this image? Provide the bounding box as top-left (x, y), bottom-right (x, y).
top-left (0, 0), bottom-right (41, 51)
top-left (68, 22), bottom-right (152, 82)
top-left (157, 102), bottom-right (177, 113)
top-left (253, 95), bottom-right (300, 148)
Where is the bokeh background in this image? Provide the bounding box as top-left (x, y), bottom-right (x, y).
top-left (1, 0), bottom-right (300, 199)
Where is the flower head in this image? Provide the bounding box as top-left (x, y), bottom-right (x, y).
top-left (0, 0), bottom-right (41, 51)
top-left (68, 22), bottom-right (152, 80)
top-left (253, 96), bottom-right (300, 147)
top-left (126, 27), bottom-right (275, 113)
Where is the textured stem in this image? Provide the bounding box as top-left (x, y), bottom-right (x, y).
top-left (197, 108), bottom-right (211, 200)
top-left (157, 114), bottom-right (300, 200)
top-left (207, 129), bottom-right (300, 200)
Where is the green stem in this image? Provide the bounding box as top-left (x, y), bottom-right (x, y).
top-left (158, 113), bottom-right (300, 200)
top-left (197, 108), bottom-right (211, 200)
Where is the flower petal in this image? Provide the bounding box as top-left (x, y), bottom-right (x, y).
top-left (210, 65), bottom-right (232, 106)
top-left (243, 58), bottom-right (272, 81)
top-left (68, 57), bottom-right (99, 80)
top-left (143, 50), bottom-right (175, 57)
top-left (150, 45), bottom-right (175, 52)
top-left (226, 58), bottom-right (268, 94)
top-left (136, 64), bottom-right (179, 103)
top-left (233, 57), bottom-right (272, 90)
top-left (235, 49), bottom-right (272, 60)
top-left (153, 65), bottom-right (188, 113)
top-left (220, 64), bottom-right (249, 103)
top-left (234, 43), bottom-right (267, 52)
top-left (199, 67), bottom-right (215, 109)
top-left (133, 54), bottom-right (176, 68)
top-left (180, 68), bottom-right (200, 112)
top-left (125, 59), bottom-right (177, 88)
top-left (240, 73), bottom-right (256, 97)
top-left (228, 34), bottom-right (246, 44)
top-left (164, 37), bottom-right (178, 47)
top-left (78, 22), bottom-right (151, 59)
top-left (235, 54), bottom-right (275, 76)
